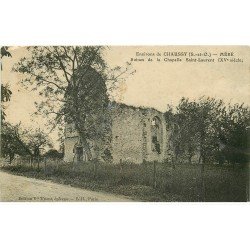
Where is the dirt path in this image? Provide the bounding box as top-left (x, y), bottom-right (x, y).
top-left (0, 171), bottom-right (131, 202)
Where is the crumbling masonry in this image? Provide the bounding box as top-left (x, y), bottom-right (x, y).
top-left (64, 103), bottom-right (169, 164)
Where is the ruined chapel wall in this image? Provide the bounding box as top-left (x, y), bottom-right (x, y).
top-left (141, 109), bottom-right (168, 162)
top-left (110, 106), bottom-right (168, 164)
top-left (64, 105), bottom-right (169, 164)
top-left (111, 107), bottom-right (144, 164)
top-left (64, 136), bottom-right (78, 162)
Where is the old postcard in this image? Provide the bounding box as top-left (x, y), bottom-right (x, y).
top-left (0, 46), bottom-right (249, 202)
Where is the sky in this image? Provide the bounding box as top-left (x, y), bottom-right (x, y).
top-left (1, 46), bottom-right (249, 149)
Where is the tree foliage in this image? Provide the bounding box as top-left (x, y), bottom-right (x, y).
top-left (14, 46), bottom-right (135, 160)
top-left (1, 123), bottom-right (52, 164)
top-left (1, 123), bottom-right (28, 163)
top-left (22, 128), bottom-right (53, 158)
top-left (165, 97), bottom-right (250, 164)
top-left (1, 46), bottom-right (12, 123)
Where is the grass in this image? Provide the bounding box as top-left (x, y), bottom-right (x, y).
top-left (1, 160), bottom-right (248, 201)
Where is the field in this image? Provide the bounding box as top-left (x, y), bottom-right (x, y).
top-left (1, 160), bottom-right (248, 202)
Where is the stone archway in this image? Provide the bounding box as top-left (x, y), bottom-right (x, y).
top-left (73, 141), bottom-right (87, 162)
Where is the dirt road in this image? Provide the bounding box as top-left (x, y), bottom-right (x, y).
top-left (0, 171), bottom-right (131, 202)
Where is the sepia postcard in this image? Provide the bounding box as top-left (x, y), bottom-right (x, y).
top-left (0, 46), bottom-right (249, 202)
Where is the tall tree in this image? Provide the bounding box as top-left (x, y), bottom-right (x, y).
top-left (165, 102), bottom-right (200, 163)
top-left (217, 103), bottom-right (250, 164)
top-left (1, 123), bottom-right (31, 164)
top-left (14, 46), bottom-right (134, 161)
top-left (165, 97), bottom-right (249, 164)
top-left (1, 123), bottom-right (52, 165)
top-left (166, 97), bottom-right (225, 163)
top-left (24, 128), bottom-right (52, 157)
top-left (23, 128), bottom-right (53, 167)
top-left (1, 46), bottom-right (12, 123)
top-left (192, 97), bottom-right (224, 163)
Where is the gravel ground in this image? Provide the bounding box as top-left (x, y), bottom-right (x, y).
top-left (0, 171), bottom-right (131, 202)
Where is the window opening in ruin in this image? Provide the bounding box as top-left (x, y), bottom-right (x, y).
top-left (76, 146), bottom-right (83, 162)
top-left (151, 116), bottom-right (163, 154)
top-left (73, 140), bottom-right (84, 162)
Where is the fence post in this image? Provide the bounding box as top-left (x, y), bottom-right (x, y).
top-left (247, 165), bottom-right (250, 201)
top-left (119, 159), bottom-right (123, 174)
top-left (171, 163), bottom-right (175, 193)
top-left (200, 164), bottom-right (206, 201)
top-left (94, 160), bottom-right (98, 179)
top-left (153, 161), bottom-right (157, 189)
top-left (37, 155), bottom-right (40, 169)
top-left (44, 157), bottom-right (47, 174)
